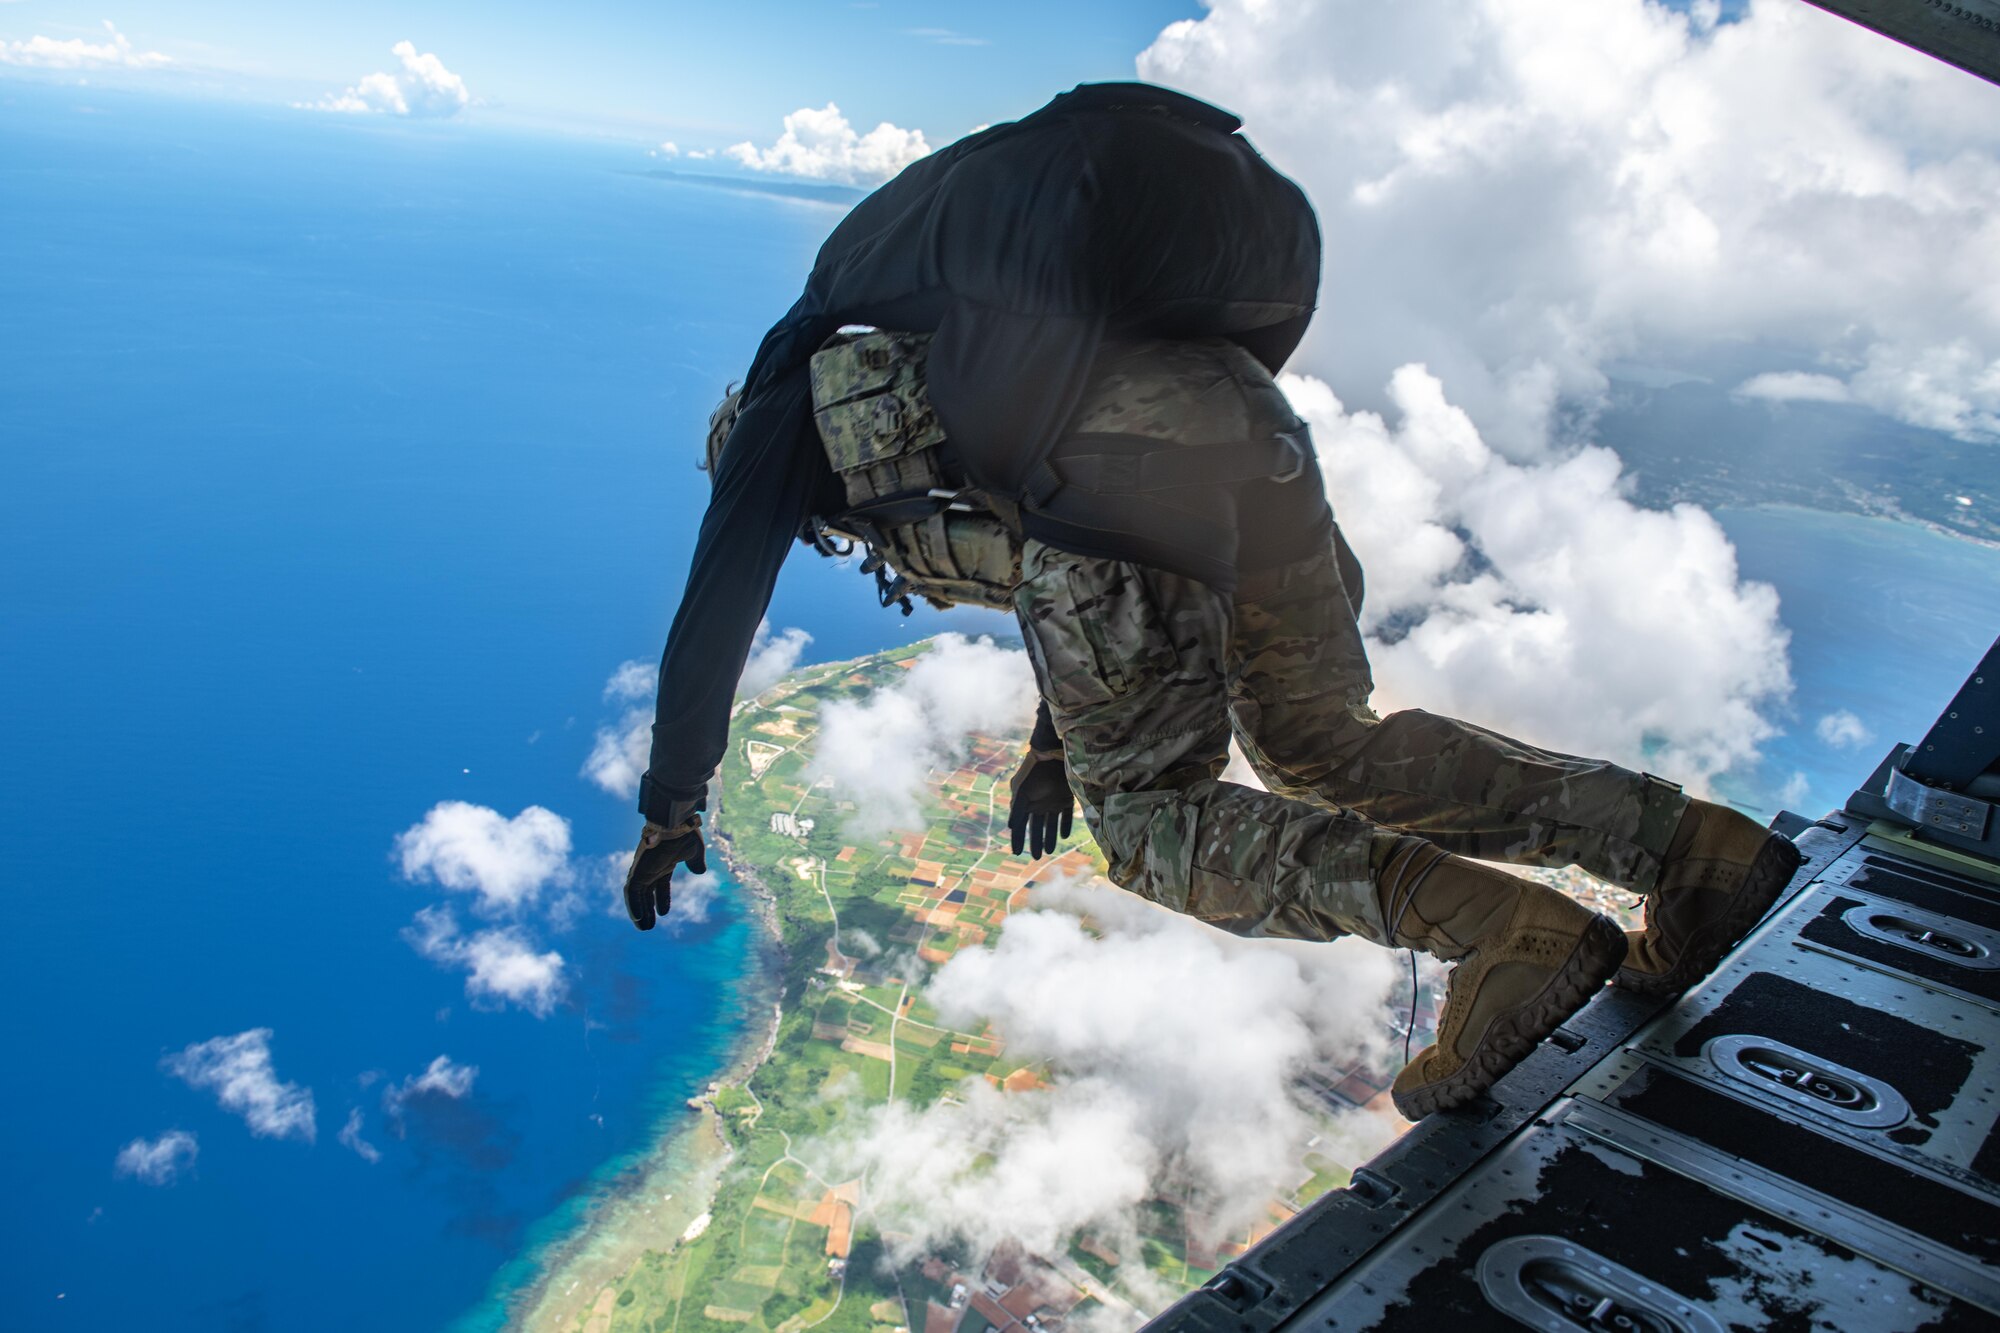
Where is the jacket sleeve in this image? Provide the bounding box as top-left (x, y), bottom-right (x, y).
top-left (639, 367), bottom-right (827, 824)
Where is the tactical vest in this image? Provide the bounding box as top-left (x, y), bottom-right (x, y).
top-left (706, 331), bottom-right (1318, 611)
top-left (802, 331), bottom-right (1023, 613)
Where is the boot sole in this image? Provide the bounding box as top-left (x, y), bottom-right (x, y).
top-left (1615, 832), bottom-right (1804, 998)
top-left (1391, 914), bottom-right (1627, 1120)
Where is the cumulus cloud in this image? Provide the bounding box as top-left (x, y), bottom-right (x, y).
top-left (338, 1108), bottom-right (382, 1164)
top-left (164, 1029), bottom-right (317, 1144)
top-left (1287, 367), bottom-right (1791, 791)
top-left (114, 1129), bottom-right (198, 1185)
top-left (1140, 0), bottom-right (2000, 447)
top-left (727, 103), bottom-right (931, 186)
top-left (739, 621), bottom-right (814, 699)
top-left (1816, 708), bottom-right (1874, 749)
top-left (1735, 371), bottom-right (1854, 404)
top-left (307, 41), bottom-right (469, 118)
top-left (383, 1054), bottom-right (479, 1120)
top-left (603, 660), bottom-right (654, 703)
top-left (812, 634), bottom-right (1038, 832)
top-left (405, 906), bottom-right (567, 1016)
top-left (672, 867), bottom-right (723, 924)
top-left (394, 801), bottom-right (573, 912)
top-left (814, 878), bottom-right (1403, 1266)
top-left (585, 625), bottom-right (809, 800)
top-left (0, 20), bottom-right (170, 69)
top-left (582, 657), bottom-right (660, 802)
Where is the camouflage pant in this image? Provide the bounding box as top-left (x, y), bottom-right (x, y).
top-left (1012, 537), bottom-right (1690, 943)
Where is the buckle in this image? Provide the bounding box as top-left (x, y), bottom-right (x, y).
top-left (1272, 428), bottom-right (1310, 484)
top-left (804, 516), bottom-right (857, 558)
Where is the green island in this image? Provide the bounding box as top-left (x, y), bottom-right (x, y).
top-left (519, 637), bottom-right (1644, 1333)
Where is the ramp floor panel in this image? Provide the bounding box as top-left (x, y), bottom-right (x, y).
top-left (1145, 818), bottom-right (2000, 1333)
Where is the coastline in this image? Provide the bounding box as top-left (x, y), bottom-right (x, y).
top-left (493, 509), bottom-right (2000, 1331)
top-left (1803, 497), bottom-right (2000, 554)
top-left (509, 813), bottom-right (790, 1333)
top-left (1711, 496), bottom-right (2000, 554)
top-left (503, 656), bottom-right (889, 1333)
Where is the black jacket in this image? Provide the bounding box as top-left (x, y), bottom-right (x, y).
top-left (639, 82), bottom-right (1322, 824)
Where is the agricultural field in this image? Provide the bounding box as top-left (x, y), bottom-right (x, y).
top-left (554, 642), bottom-right (1425, 1333)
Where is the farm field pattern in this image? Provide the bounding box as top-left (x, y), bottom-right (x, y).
top-left (555, 640), bottom-right (1636, 1333)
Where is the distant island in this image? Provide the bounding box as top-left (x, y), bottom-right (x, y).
top-left (1601, 377), bottom-right (1998, 548)
top-left (517, 640), bottom-right (1647, 1333)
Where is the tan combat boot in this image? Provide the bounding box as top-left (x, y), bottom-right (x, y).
top-left (1375, 836), bottom-right (1627, 1120)
top-left (1616, 799), bottom-right (1802, 997)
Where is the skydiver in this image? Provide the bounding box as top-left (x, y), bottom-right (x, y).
top-left (623, 82), bottom-right (1802, 1118)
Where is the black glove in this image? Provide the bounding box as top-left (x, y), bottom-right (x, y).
top-left (623, 818), bottom-right (707, 931)
top-left (1008, 746), bottom-right (1074, 858)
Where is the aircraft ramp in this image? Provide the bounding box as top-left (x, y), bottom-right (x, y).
top-left (1148, 641), bottom-right (2000, 1331)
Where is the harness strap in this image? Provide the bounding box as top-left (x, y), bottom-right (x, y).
top-left (1039, 426), bottom-right (1311, 500)
top-left (1021, 462), bottom-right (1065, 509)
top-left (838, 485), bottom-right (1016, 532)
top-left (839, 491), bottom-right (959, 528)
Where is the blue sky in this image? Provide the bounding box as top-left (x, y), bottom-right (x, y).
top-left (0, 1), bottom-right (1205, 144)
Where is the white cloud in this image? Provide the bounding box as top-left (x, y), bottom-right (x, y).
top-left (1735, 371), bottom-right (1853, 404)
top-left (0, 21), bottom-right (170, 69)
top-left (814, 878), bottom-right (1403, 1267)
top-left (740, 620), bottom-right (814, 699)
top-left (383, 1054), bottom-right (479, 1118)
top-left (1777, 769), bottom-right (1812, 809)
top-left (585, 625), bottom-right (808, 799)
top-left (163, 1029), bottom-right (317, 1144)
top-left (307, 41), bottom-right (469, 118)
top-left (727, 103), bottom-right (930, 186)
top-left (1287, 367), bottom-right (1791, 792)
top-left (394, 801), bottom-right (573, 912)
top-left (1816, 708), bottom-right (1874, 749)
top-left (672, 867), bottom-right (723, 924)
top-left (583, 709), bottom-right (651, 801)
top-left (1848, 338), bottom-right (2000, 438)
top-left (906, 27), bottom-right (989, 46)
top-left (580, 656), bottom-right (657, 801)
top-left (811, 633), bottom-right (1037, 832)
top-left (656, 141), bottom-right (681, 158)
top-left (404, 906), bottom-right (567, 1016)
top-left (1222, 737), bottom-right (1268, 791)
top-left (114, 1129), bottom-right (197, 1185)
top-left (1139, 0), bottom-right (2000, 447)
top-left (603, 659), bottom-right (654, 703)
top-left (338, 1108), bottom-right (381, 1164)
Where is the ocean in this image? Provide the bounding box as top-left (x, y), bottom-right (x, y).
top-left (0, 83), bottom-right (916, 1332)
top-left (2, 82), bottom-right (1995, 1332)
top-left (1711, 506), bottom-right (2000, 819)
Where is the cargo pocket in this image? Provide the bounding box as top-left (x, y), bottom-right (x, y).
top-left (1025, 556), bottom-right (1181, 713)
top-left (1101, 791), bottom-right (1195, 915)
top-left (1140, 799), bottom-right (1198, 915)
top-left (809, 332), bottom-right (945, 474)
